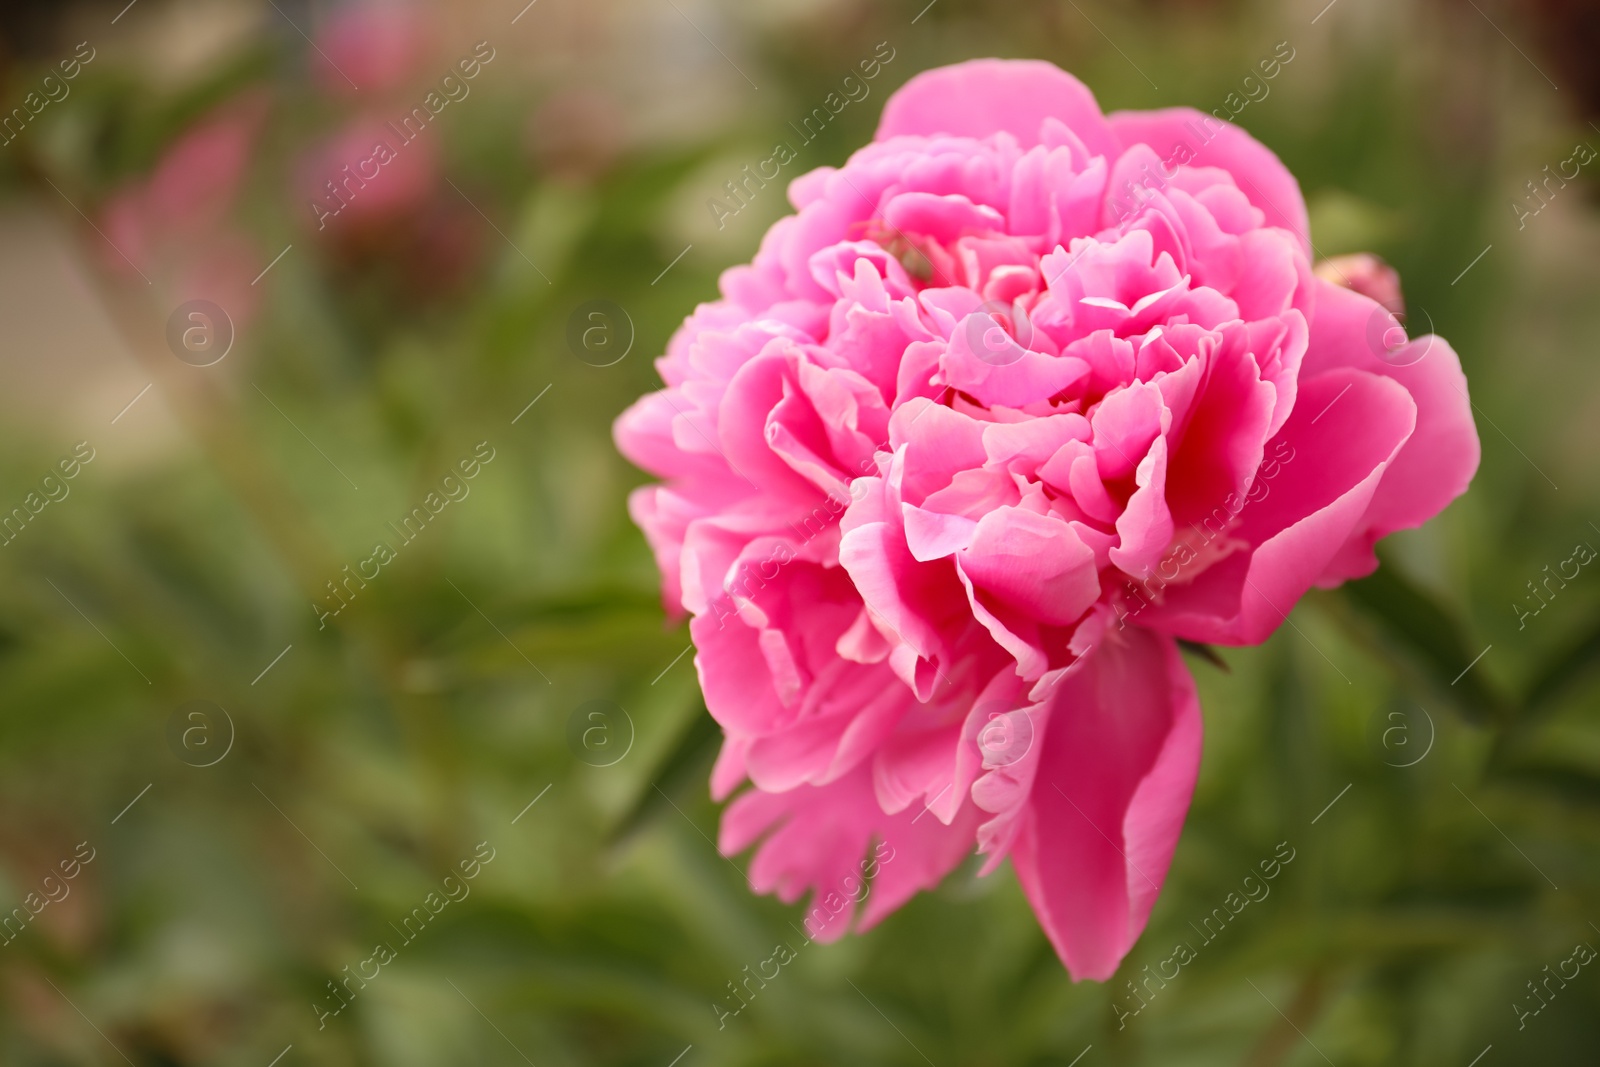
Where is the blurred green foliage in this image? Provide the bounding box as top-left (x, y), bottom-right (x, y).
top-left (0, 1), bottom-right (1597, 1064)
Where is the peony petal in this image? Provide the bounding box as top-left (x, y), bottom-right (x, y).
top-left (958, 507), bottom-right (1100, 626)
top-left (1299, 278), bottom-right (1480, 580)
top-left (1108, 435), bottom-right (1174, 578)
top-left (876, 59), bottom-right (1117, 157)
top-left (1107, 107), bottom-right (1310, 253)
top-left (720, 765), bottom-right (979, 941)
top-left (1007, 626), bottom-right (1201, 981)
top-left (1136, 367), bottom-right (1417, 644)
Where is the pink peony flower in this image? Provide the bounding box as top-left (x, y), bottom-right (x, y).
top-left (614, 59), bottom-right (1479, 980)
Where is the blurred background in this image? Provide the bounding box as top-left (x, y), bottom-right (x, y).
top-left (0, 0), bottom-right (1596, 1063)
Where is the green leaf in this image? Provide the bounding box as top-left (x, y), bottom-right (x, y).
top-left (1340, 563), bottom-right (1512, 726)
top-left (1177, 638), bottom-right (1231, 672)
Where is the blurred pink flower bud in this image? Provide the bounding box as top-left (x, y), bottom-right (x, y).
top-left (144, 94), bottom-right (267, 234)
top-left (299, 116), bottom-right (438, 232)
top-left (1314, 253), bottom-right (1404, 314)
top-left (314, 3), bottom-right (435, 96)
top-left (95, 95), bottom-right (267, 327)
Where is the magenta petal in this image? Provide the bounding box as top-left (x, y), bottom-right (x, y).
top-left (876, 59), bottom-right (1117, 157)
top-left (1138, 367), bottom-right (1418, 644)
top-left (1300, 279), bottom-right (1481, 577)
top-left (711, 735), bottom-right (753, 801)
top-left (719, 765), bottom-right (979, 942)
top-left (1090, 380), bottom-right (1167, 480)
top-left (1106, 107), bottom-right (1310, 253)
top-left (1009, 627), bottom-right (1201, 981)
top-left (1162, 327), bottom-right (1277, 527)
top-left (942, 314), bottom-right (1090, 408)
top-left (1108, 435), bottom-right (1173, 578)
top-left (882, 191), bottom-right (1007, 242)
top-left (958, 507), bottom-right (1100, 626)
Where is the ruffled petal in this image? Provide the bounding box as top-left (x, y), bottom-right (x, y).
top-left (1106, 106), bottom-right (1310, 252)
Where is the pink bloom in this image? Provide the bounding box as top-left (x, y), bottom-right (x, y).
top-left (100, 94), bottom-right (268, 321)
top-left (614, 59), bottom-right (1479, 979)
top-left (313, 3), bottom-right (434, 96)
top-left (298, 115), bottom-right (438, 230)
